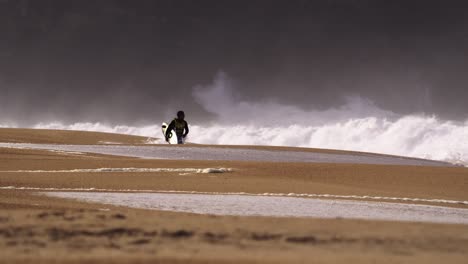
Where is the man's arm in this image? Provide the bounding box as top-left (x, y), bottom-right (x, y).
top-left (183, 121), bottom-right (189, 137)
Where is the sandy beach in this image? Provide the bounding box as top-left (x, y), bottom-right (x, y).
top-left (1, 128), bottom-right (468, 263)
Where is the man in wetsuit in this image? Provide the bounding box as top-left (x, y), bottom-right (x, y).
top-left (165, 110), bottom-right (189, 144)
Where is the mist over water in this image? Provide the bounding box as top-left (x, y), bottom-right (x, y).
top-left (7, 72), bottom-right (464, 166)
top-left (192, 72), bottom-right (397, 126)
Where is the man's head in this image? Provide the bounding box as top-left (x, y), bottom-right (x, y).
top-left (177, 110), bottom-right (185, 120)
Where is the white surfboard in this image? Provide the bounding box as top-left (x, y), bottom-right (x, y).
top-left (162, 122), bottom-right (178, 144)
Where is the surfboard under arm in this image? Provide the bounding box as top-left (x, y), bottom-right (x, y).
top-left (161, 122), bottom-right (178, 144)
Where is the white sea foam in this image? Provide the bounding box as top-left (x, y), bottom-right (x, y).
top-left (44, 191), bottom-right (468, 224)
top-left (1, 167), bottom-right (232, 173)
top-left (1, 186), bottom-right (467, 206)
top-left (46, 149), bottom-right (85, 155)
top-left (97, 141), bottom-right (122, 145)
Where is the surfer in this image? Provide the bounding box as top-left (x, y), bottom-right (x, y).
top-left (165, 110), bottom-right (189, 144)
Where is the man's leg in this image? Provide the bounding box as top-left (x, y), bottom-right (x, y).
top-left (176, 134), bottom-right (184, 144)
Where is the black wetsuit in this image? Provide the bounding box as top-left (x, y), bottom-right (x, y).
top-left (166, 118), bottom-right (189, 144)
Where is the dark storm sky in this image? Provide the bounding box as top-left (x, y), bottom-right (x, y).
top-left (1, 0), bottom-right (467, 125)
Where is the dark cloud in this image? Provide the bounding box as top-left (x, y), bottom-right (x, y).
top-left (1, 0), bottom-right (468, 125)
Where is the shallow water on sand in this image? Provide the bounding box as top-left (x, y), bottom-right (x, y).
top-left (46, 192), bottom-right (468, 224)
top-left (0, 143), bottom-right (451, 166)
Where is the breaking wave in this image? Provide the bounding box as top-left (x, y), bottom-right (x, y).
top-left (189, 117), bottom-right (468, 166)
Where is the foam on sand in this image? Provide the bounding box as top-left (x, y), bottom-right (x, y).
top-left (43, 191), bottom-right (468, 224)
top-left (1, 167), bottom-right (232, 173)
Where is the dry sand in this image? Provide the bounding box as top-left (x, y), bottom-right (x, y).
top-left (1, 128), bottom-right (468, 263)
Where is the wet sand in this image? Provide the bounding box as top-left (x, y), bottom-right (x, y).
top-left (0, 128), bottom-right (151, 145)
top-left (1, 128), bottom-right (468, 263)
